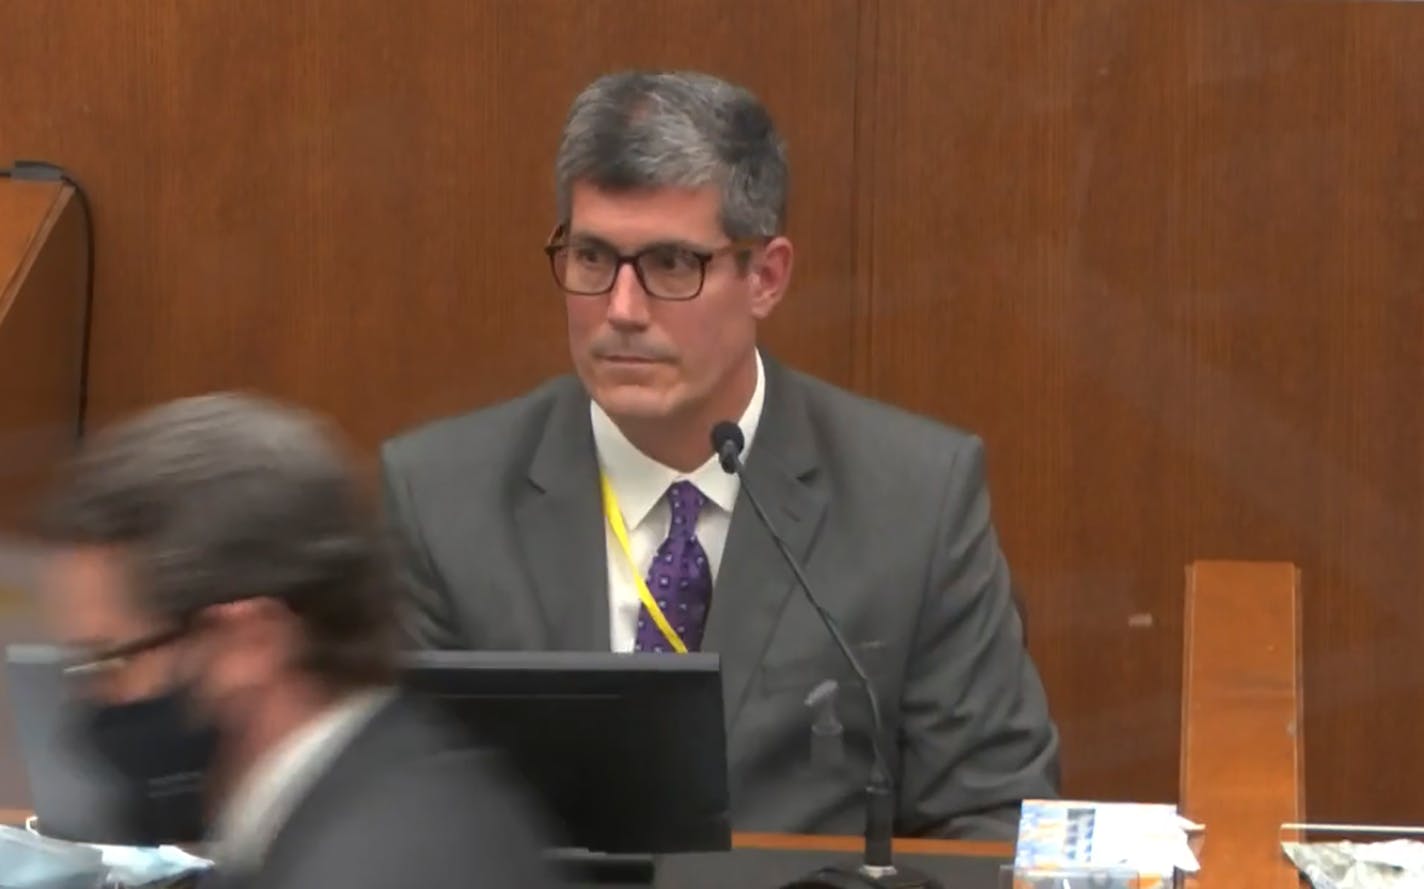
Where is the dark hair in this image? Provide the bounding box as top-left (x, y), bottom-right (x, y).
top-left (555, 70), bottom-right (789, 238)
top-left (35, 392), bottom-right (395, 690)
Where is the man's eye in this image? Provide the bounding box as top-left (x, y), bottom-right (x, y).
top-left (645, 248), bottom-right (699, 273)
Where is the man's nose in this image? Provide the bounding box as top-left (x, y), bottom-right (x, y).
top-left (605, 263), bottom-right (652, 329)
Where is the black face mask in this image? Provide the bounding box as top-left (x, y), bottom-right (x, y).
top-left (77, 685), bottom-right (220, 846)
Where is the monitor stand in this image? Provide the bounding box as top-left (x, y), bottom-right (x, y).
top-left (546, 848), bottom-right (657, 885)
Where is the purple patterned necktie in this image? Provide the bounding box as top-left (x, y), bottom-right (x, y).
top-left (634, 481), bottom-right (713, 652)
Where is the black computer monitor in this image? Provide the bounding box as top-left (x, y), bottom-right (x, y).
top-left (398, 650), bottom-right (731, 858)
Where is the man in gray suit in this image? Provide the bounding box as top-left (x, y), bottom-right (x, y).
top-left (35, 394), bottom-right (558, 889)
top-left (381, 70), bottom-right (1060, 840)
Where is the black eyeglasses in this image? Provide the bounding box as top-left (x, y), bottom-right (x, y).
top-left (62, 624), bottom-right (189, 679)
top-left (544, 225), bottom-right (763, 301)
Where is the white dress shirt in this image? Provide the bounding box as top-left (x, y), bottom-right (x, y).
top-left (591, 351), bottom-right (767, 652)
top-left (208, 686), bottom-right (395, 871)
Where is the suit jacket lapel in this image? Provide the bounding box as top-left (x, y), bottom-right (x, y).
top-left (513, 380), bottom-right (611, 651)
top-left (703, 359), bottom-right (827, 728)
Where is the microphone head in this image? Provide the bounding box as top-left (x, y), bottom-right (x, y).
top-left (710, 421), bottom-right (746, 474)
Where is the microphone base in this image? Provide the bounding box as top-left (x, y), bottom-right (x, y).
top-left (782, 862), bottom-right (944, 889)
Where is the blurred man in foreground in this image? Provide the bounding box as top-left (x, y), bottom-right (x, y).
top-left (382, 69), bottom-right (1059, 839)
top-left (35, 393), bottom-right (557, 889)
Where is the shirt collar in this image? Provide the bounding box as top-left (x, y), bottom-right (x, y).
top-left (591, 350), bottom-right (765, 527)
top-left (210, 687), bottom-right (395, 869)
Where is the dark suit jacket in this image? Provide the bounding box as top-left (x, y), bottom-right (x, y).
top-left (380, 357), bottom-right (1060, 840)
top-left (206, 694), bottom-right (559, 889)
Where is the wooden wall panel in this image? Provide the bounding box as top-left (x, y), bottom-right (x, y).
top-left (0, 0), bottom-right (862, 815)
top-left (868, 0), bottom-right (1424, 821)
top-left (1, 0), bottom-right (1422, 826)
top-left (0, 0), bottom-right (864, 447)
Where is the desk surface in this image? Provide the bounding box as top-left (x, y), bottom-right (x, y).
top-left (0, 811), bottom-right (1008, 887)
top-left (5, 809), bottom-right (1309, 887)
top-left (0, 808), bottom-right (1008, 856)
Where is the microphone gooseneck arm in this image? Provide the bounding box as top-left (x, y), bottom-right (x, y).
top-left (710, 422), bottom-right (901, 875)
top-left (737, 478), bottom-right (898, 871)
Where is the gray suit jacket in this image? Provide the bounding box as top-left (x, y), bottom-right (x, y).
top-left (380, 357), bottom-right (1060, 840)
top-left (205, 694), bottom-right (559, 889)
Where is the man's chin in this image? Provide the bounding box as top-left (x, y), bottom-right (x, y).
top-left (590, 383), bottom-right (678, 423)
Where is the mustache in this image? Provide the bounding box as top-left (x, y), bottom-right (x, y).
top-left (589, 339), bottom-right (678, 362)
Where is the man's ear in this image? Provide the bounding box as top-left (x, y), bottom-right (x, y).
top-left (749, 236), bottom-right (794, 320)
top-left (208, 598), bottom-right (284, 633)
top-left (208, 597), bottom-right (299, 672)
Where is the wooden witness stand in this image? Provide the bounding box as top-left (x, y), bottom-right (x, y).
top-left (0, 561), bottom-right (1303, 885)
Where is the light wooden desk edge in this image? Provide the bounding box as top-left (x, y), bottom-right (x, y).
top-left (732, 831), bottom-right (1009, 859)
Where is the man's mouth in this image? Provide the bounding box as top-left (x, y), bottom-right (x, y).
top-left (601, 354), bottom-right (662, 364)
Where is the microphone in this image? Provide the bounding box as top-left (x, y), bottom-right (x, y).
top-left (710, 422), bottom-right (941, 889)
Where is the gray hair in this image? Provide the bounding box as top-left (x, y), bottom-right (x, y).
top-left (36, 392), bottom-right (395, 687)
top-left (555, 70), bottom-right (788, 238)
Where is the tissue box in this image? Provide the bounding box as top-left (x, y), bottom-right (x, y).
top-left (1008, 799), bottom-right (1203, 889)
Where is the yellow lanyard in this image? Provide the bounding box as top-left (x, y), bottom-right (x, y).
top-left (599, 472), bottom-right (690, 653)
